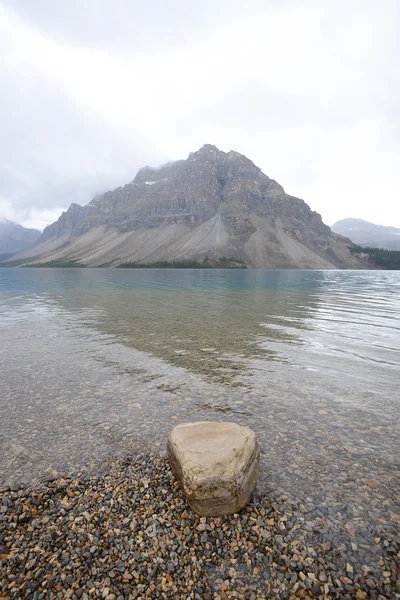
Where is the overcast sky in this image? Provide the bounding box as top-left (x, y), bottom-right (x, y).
top-left (0, 0), bottom-right (399, 231)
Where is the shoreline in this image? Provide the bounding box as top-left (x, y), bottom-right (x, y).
top-left (1, 452), bottom-right (399, 600)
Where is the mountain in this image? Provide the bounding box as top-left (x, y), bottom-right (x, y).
top-left (331, 218), bottom-right (400, 251)
top-left (0, 219), bottom-right (41, 255)
top-left (12, 145), bottom-right (369, 269)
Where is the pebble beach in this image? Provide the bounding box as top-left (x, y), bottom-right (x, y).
top-left (1, 451), bottom-right (399, 600)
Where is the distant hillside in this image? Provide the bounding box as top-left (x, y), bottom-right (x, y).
top-left (0, 219), bottom-right (41, 254)
top-left (10, 145), bottom-right (370, 269)
top-left (332, 218), bottom-right (400, 251)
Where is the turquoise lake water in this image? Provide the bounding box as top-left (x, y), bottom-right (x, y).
top-left (0, 268), bottom-right (399, 539)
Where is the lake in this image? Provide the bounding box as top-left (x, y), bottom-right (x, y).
top-left (0, 268), bottom-right (399, 554)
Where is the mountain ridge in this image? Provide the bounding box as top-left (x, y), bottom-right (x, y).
top-left (11, 145), bottom-right (369, 269)
top-left (332, 218), bottom-right (400, 251)
top-left (0, 219), bottom-right (41, 254)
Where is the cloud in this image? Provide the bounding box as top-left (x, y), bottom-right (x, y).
top-left (0, 0), bottom-right (399, 228)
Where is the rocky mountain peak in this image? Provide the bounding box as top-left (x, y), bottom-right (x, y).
top-left (187, 144), bottom-right (253, 167)
top-left (17, 145), bottom-right (370, 269)
top-left (188, 144), bottom-right (221, 160)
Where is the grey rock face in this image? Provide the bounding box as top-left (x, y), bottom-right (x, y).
top-left (167, 421), bottom-right (260, 516)
top-left (14, 145), bottom-right (371, 268)
top-left (42, 145), bottom-right (286, 239)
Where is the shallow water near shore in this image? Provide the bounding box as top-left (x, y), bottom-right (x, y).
top-left (1, 269), bottom-right (399, 557)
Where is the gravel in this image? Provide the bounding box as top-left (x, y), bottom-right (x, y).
top-left (1, 452), bottom-right (399, 599)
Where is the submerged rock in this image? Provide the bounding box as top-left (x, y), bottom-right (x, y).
top-left (167, 421), bottom-right (260, 516)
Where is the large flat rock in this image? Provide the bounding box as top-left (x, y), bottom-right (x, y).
top-left (167, 421), bottom-right (260, 516)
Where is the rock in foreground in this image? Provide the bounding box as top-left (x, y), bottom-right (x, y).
top-left (167, 421), bottom-right (260, 516)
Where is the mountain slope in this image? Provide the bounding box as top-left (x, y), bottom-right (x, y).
top-left (331, 218), bottom-right (400, 250)
top-left (0, 219), bottom-right (41, 254)
top-left (13, 145), bottom-right (368, 269)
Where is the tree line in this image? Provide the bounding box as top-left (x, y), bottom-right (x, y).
top-left (117, 257), bottom-right (247, 269)
top-left (350, 245), bottom-right (400, 270)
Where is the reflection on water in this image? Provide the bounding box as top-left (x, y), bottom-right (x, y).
top-left (0, 269), bottom-right (335, 381)
top-left (1, 268), bottom-right (399, 385)
top-left (59, 270), bottom-right (327, 382)
top-left (0, 268), bottom-right (399, 550)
